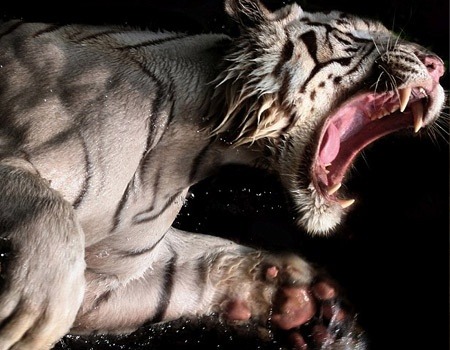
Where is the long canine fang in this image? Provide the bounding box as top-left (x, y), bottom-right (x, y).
top-left (338, 198), bottom-right (355, 209)
top-left (399, 87), bottom-right (412, 112)
top-left (411, 101), bottom-right (424, 133)
top-left (328, 183), bottom-right (341, 195)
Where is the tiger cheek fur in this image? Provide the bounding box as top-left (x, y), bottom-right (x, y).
top-left (0, 0), bottom-right (446, 350)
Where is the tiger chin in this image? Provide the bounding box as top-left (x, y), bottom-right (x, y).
top-left (0, 0), bottom-right (445, 349)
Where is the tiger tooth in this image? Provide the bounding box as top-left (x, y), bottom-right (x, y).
top-left (399, 87), bottom-right (411, 112)
top-left (327, 183), bottom-right (341, 195)
top-left (377, 107), bottom-right (390, 119)
top-left (414, 115), bottom-right (423, 133)
top-left (411, 101), bottom-right (424, 133)
top-left (338, 198), bottom-right (355, 209)
top-left (371, 110), bottom-right (382, 120)
top-left (389, 104), bottom-right (399, 113)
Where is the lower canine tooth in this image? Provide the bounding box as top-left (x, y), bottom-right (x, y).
top-left (339, 198), bottom-right (355, 209)
top-left (411, 102), bottom-right (424, 133)
top-left (328, 183), bottom-right (341, 195)
top-left (414, 114), bottom-right (423, 132)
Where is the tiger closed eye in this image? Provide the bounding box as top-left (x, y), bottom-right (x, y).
top-left (0, 1), bottom-right (446, 350)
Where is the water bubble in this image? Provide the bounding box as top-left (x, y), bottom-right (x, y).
top-left (96, 250), bottom-right (110, 258)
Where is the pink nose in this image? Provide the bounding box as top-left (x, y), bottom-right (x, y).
top-left (422, 54), bottom-right (445, 83)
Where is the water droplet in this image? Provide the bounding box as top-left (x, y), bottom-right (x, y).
top-left (96, 250), bottom-right (109, 258)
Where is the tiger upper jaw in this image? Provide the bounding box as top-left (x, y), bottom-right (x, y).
top-left (307, 82), bottom-right (445, 225)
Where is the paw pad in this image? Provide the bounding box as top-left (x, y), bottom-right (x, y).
top-left (265, 265), bottom-right (279, 279)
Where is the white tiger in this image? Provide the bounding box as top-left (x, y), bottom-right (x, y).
top-left (0, 0), bottom-right (445, 349)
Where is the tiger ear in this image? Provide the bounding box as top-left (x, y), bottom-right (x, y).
top-left (224, 0), bottom-right (303, 28)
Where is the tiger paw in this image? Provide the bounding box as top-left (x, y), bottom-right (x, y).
top-left (214, 253), bottom-right (367, 349)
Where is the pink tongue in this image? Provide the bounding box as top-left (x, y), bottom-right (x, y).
top-left (319, 123), bottom-right (340, 164)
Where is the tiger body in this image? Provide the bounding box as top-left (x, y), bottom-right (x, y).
top-left (0, 23), bottom-right (226, 238)
top-left (0, 1), bottom-right (445, 349)
top-left (0, 23), bottom-right (248, 331)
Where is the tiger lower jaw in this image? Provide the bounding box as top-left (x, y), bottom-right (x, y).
top-left (292, 183), bottom-right (345, 235)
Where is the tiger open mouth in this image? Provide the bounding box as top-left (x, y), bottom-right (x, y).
top-left (312, 85), bottom-right (440, 207)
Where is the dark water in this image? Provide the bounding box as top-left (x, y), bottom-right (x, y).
top-left (55, 317), bottom-right (286, 350)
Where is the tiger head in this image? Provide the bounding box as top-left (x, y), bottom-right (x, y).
top-left (209, 0), bottom-right (446, 235)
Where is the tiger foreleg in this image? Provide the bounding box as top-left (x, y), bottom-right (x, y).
top-left (74, 228), bottom-right (366, 349)
top-left (194, 245), bottom-right (367, 350)
top-left (0, 160), bottom-right (86, 350)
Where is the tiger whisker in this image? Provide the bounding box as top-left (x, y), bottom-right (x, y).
top-left (370, 72), bottom-right (385, 94)
top-left (426, 114), bottom-right (449, 147)
top-left (372, 39), bottom-right (383, 56)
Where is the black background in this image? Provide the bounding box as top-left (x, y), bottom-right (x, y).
top-left (1, 1), bottom-right (448, 349)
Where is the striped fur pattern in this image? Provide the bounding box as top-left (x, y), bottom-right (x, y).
top-left (0, 0), bottom-right (445, 349)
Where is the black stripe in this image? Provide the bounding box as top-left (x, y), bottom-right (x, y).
top-left (305, 21), bottom-right (334, 33)
top-left (397, 54), bottom-right (420, 65)
top-left (188, 140), bottom-right (214, 184)
top-left (195, 258), bottom-right (209, 303)
top-left (342, 44), bottom-right (376, 78)
top-left (75, 30), bottom-right (122, 43)
top-left (144, 88), bottom-right (169, 154)
top-left (73, 134), bottom-right (93, 209)
top-left (333, 31), bottom-right (354, 46)
top-left (344, 47), bottom-right (361, 54)
top-left (151, 253), bottom-right (178, 323)
top-left (338, 31), bottom-right (373, 44)
top-left (66, 28), bottom-right (84, 41)
top-left (90, 290), bottom-right (112, 311)
top-left (278, 70), bottom-right (292, 107)
top-left (127, 167), bottom-right (161, 225)
top-left (166, 100), bottom-right (177, 128)
top-left (118, 34), bottom-right (188, 51)
top-left (362, 19), bottom-right (371, 28)
top-left (272, 37), bottom-right (294, 76)
top-left (129, 59), bottom-right (173, 178)
top-left (0, 20), bottom-right (23, 40)
top-left (37, 128), bottom-right (77, 152)
top-left (111, 177), bottom-right (134, 232)
top-left (32, 24), bottom-right (61, 38)
top-left (112, 160), bottom-right (164, 232)
top-left (336, 18), bottom-right (351, 26)
top-left (119, 232), bottom-right (167, 258)
top-left (151, 169), bottom-right (162, 201)
top-left (300, 31), bottom-right (319, 64)
top-left (132, 191), bottom-right (181, 225)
